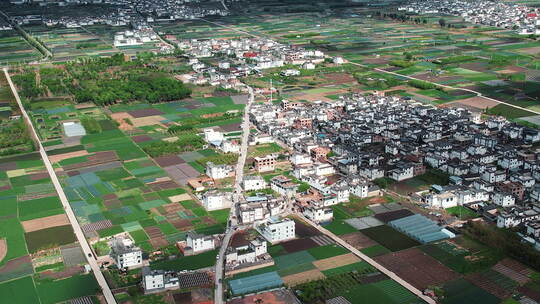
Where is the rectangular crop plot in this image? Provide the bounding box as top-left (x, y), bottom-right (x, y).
top-left (442, 278), bottom-right (500, 304)
top-left (25, 225), bottom-right (76, 253)
top-left (0, 276), bottom-right (40, 304)
top-left (274, 251), bottom-right (316, 270)
top-left (322, 261), bottom-right (374, 277)
top-left (375, 248), bottom-right (458, 290)
top-left (35, 274), bottom-right (99, 304)
top-left (228, 271), bottom-right (283, 295)
top-left (279, 238), bottom-right (319, 253)
top-left (150, 249), bottom-right (217, 271)
top-left (18, 196), bottom-right (63, 221)
top-left (308, 244), bottom-right (349, 260)
top-left (360, 225), bottom-right (420, 252)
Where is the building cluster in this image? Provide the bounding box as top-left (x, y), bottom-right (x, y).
top-left (203, 127), bottom-right (240, 154)
top-left (250, 93), bottom-right (540, 248)
top-left (113, 27), bottom-right (158, 47)
top-left (176, 38), bottom-right (325, 90)
top-left (399, 0), bottom-right (540, 35)
top-left (7, 0), bottom-right (227, 28)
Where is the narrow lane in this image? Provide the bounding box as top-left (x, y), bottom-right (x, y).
top-left (4, 68), bottom-right (116, 304)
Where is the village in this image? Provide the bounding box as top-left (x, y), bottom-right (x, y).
top-left (6, 0), bottom-right (228, 28)
top-left (175, 37), bottom-right (327, 90)
top-left (83, 90), bottom-right (540, 299)
top-left (399, 0), bottom-right (540, 35)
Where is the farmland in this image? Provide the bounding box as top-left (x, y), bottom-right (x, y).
top-left (5, 51), bottom-right (251, 295)
top-left (225, 218), bottom-right (423, 302)
top-left (0, 32), bottom-right (41, 64)
top-left (2, 1), bottom-right (540, 303)
top-left (154, 10), bottom-right (540, 125)
top-left (0, 150), bottom-right (100, 302)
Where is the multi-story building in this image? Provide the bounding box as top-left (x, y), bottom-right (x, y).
top-left (256, 217), bottom-right (295, 244)
top-left (254, 154), bottom-right (277, 173)
top-left (110, 237), bottom-right (143, 270)
top-left (202, 190), bottom-right (232, 211)
top-left (142, 267), bottom-right (179, 294)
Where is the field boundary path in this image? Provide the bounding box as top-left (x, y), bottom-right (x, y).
top-left (3, 68), bottom-right (116, 304)
top-left (297, 213), bottom-right (436, 304)
top-left (214, 86), bottom-right (254, 304)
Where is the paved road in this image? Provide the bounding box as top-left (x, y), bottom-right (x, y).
top-left (3, 68), bottom-right (116, 304)
top-left (214, 86), bottom-right (254, 304)
top-left (297, 213), bottom-right (436, 304)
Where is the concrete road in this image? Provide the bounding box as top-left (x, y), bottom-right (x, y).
top-left (4, 68), bottom-right (116, 304)
top-left (297, 213), bottom-right (436, 304)
top-left (214, 86), bottom-right (254, 304)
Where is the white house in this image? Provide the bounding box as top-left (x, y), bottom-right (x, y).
top-left (142, 267), bottom-right (179, 294)
top-left (424, 191), bottom-right (458, 209)
top-left (110, 237), bottom-right (143, 270)
top-left (270, 175), bottom-right (299, 198)
top-left (314, 162), bottom-right (335, 176)
top-left (333, 56), bottom-right (344, 65)
top-left (359, 167), bottom-right (385, 180)
top-left (350, 182), bottom-right (369, 198)
top-left (242, 175), bottom-right (267, 191)
top-left (302, 62), bottom-right (316, 70)
top-left (202, 190), bottom-right (232, 211)
top-left (186, 232), bottom-right (215, 254)
top-left (280, 69), bottom-right (300, 77)
top-left (290, 153), bottom-right (312, 166)
top-left (492, 191), bottom-right (516, 207)
top-left (389, 164), bottom-right (414, 181)
top-left (206, 162), bottom-right (233, 180)
top-left (303, 203), bottom-right (333, 223)
top-left (256, 217), bottom-right (295, 244)
top-left (225, 238), bottom-right (268, 266)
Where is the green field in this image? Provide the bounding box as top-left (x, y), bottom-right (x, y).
top-left (35, 274), bottom-right (99, 304)
top-left (0, 276), bottom-right (40, 304)
top-left (361, 225), bottom-right (420, 252)
top-left (150, 249), bottom-right (218, 271)
top-left (24, 225), bottom-right (76, 253)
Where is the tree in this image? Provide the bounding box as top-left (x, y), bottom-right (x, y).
top-left (438, 18), bottom-right (446, 27)
top-left (298, 182), bottom-right (311, 193)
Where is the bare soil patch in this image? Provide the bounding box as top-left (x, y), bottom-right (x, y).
top-left (280, 238), bottom-right (319, 253)
top-left (324, 73), bottom-right (356, 85)
top-left (313, 253), bottom-right (360, 271)
top-left (0, 239), bottom-right (6, 263)
top-left (375, 248), bottom-right (458, 290)
top-left (22, 214), bottom-right (70, 233)
top-left (340, 232), bottom-right (377, 250)
top-left (282, 268), bottom-right (326, 286)
top-left (49, 150), bottom-right (89, 164)
top-left (452, 96), bottom-right (500, 109)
